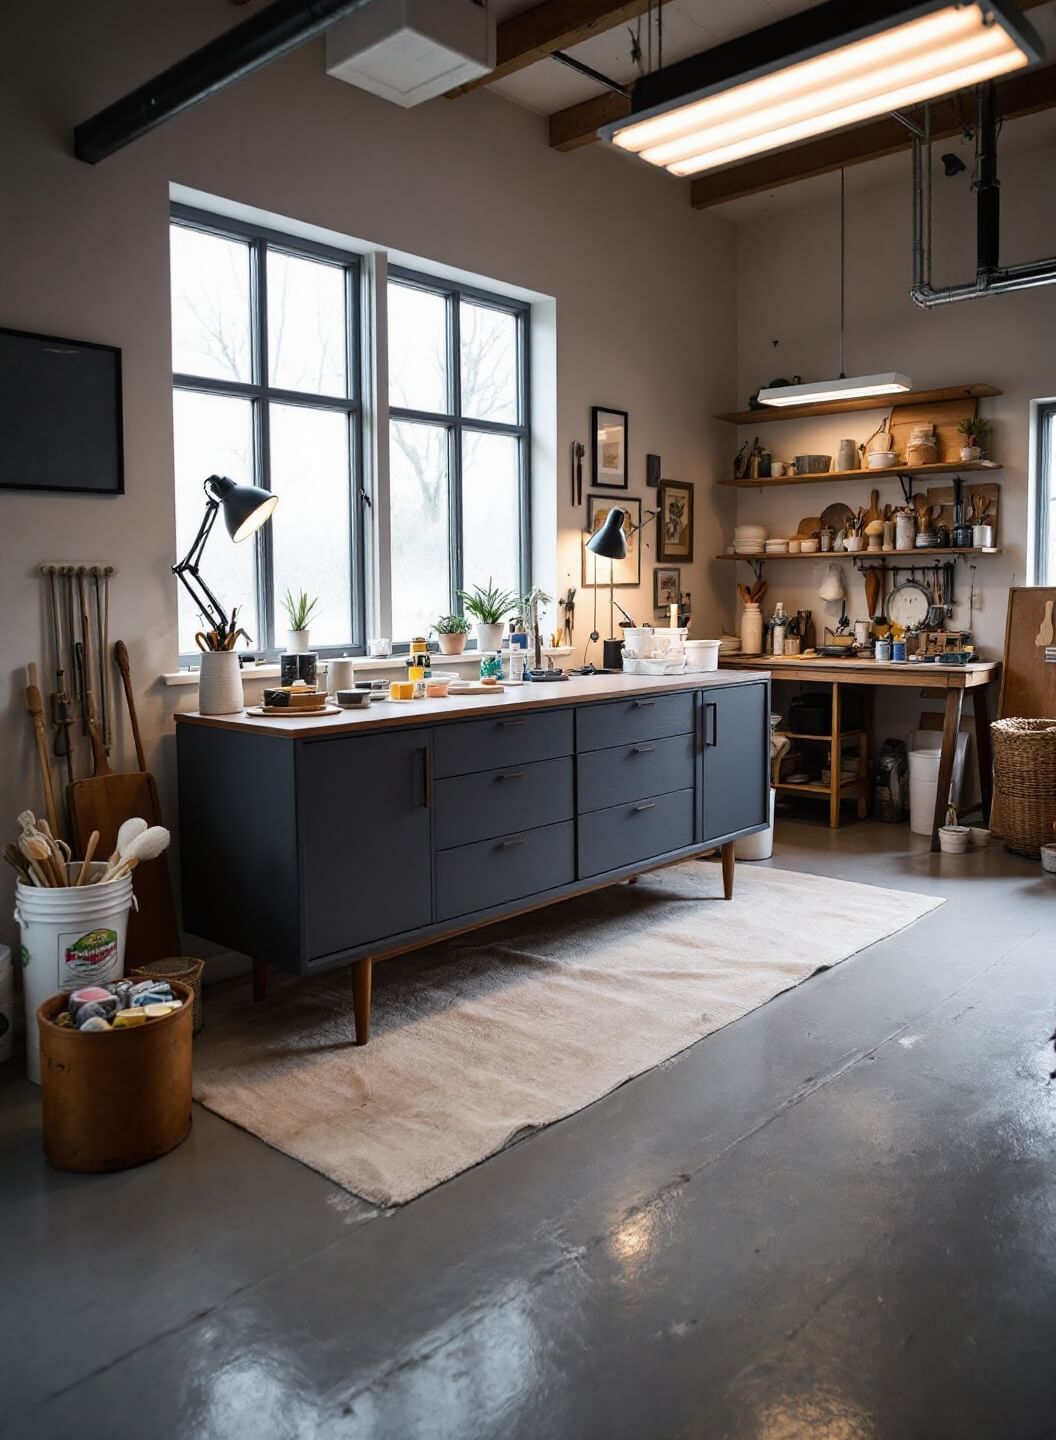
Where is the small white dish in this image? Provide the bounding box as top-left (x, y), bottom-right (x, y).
top-left (968, 826), bottom-right (991, 848)
top-left (867, 452), bottom-right (899, 470)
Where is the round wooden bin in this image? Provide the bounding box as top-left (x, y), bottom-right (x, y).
top-left (37, 981), bottom-right (194, 1173)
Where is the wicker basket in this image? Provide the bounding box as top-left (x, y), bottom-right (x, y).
top-left (991, 718), bottom-right (1056, 858)
top-left (132, 956), bottom-right (205, 1034)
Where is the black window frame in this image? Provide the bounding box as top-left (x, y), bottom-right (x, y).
top-left (387, 265), bottom-right (532, 638)
top-left (171, 203), bottom-right (367, 662)
top-left (1035, 400), bottom-right (1056, 586)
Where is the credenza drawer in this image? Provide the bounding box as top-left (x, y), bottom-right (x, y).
top-left (434, 757), bottom-right (573, 849)
top-left (577, 789), bottom-right (695, 877)
top-left (576, 692), bottom-right (694, 753)
top-left (577, 733), bottom-right (695, 814)
top-left (434, 708), bottom-right (573, 778)
top-left (436, 821), bottom-right (575, 921)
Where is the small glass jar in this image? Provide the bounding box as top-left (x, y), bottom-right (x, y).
top-left (480, 651), bottom-right (503, 682)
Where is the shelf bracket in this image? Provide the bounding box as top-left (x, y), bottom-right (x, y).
top-left (897, 471), bottom-right (915, 504)
top-left (739, 557), bottom-right (765, 581)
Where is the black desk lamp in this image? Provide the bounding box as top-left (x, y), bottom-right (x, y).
top-left (586, 506), bottom-right (657, 669)
top-left (172, 475), bottom-right (278, 648)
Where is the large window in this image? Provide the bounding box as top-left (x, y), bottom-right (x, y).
top-left (170, 209), bottom-right (364, 656)
top-left (387, 270), bottom-right (530, 641)
top-left (1034, 401), bottom-right (1056, 585)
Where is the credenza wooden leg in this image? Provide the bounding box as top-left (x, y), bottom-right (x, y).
top-left (252, 958), bottom-right (268, 1002)
top-left (627, 875), bottom-right (639, 885)
top-left (352, 957), bottom-right (373, 1045)
top-left (721, 840), bottom-right (736, 900)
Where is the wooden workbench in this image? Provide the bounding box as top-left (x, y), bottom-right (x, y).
top-left (720, 656), bottom-right (1000, 850)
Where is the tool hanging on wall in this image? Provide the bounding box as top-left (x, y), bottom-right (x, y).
top-left (25, 664), bottom-right (62, 842)
top-left (559, 587), bottom-right (575, 647)
top-left (43, 566), bottom-right (75, 789)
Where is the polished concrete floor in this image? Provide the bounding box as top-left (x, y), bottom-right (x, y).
top-left (3, 819), bottom-right (1055, 1440)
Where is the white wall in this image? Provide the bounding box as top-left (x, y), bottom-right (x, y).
top-left (0, 0), bottom-right (736, 952)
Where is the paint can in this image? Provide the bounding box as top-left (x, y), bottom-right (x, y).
top-left (891, 640), bottom-right (907, 662)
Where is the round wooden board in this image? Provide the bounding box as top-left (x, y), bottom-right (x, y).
top-left (245, 704), bottom-right (342, 718)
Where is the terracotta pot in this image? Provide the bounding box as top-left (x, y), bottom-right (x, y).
top-left (437, 632), bottom-right (468, 655)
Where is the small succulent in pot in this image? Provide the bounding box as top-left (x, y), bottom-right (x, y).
top-left (432, 613), bottom-right (471, 655)
top-left (957, 416), bottom-right (991, 462)
top-left (282, 588), bottom-right (319, 654)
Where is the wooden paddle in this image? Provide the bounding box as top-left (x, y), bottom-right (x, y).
top-left (864, 567), bottom-right (882, 621)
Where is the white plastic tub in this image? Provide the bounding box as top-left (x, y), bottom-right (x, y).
top-left (908, 729), bottom-right (970, 835)
top-left (15, 863), bottom-right (134, 1084)
top-left (683, 639), bottom-right (721, 673)
top-left (735, 787), bottom-right (776, 860)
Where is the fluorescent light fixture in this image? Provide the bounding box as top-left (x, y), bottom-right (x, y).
top-left (600, 1), bottom-right (1042, 179)
top-left (758, 373), bottom-right (914, 407)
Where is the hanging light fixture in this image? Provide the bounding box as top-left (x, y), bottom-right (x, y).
top-left (758, 168), bottom-right (912, 409)
top-left (599, 1), bottom-right (1042, 179)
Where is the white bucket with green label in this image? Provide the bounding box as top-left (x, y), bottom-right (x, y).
top-left (15, 863), bottom-right (135, 1085)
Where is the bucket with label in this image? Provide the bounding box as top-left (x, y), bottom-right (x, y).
top-left (15, 863), bottom-right (135, 1084)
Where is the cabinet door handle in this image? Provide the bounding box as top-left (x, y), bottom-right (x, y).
top-left (499, 837), bottom-right (525, 848)
top-left (633, 801), bottom-right (656, 812)
top-left (500, 718), bottom-right (526, 727)
top-left (632, 744), bottom-right (656, 754)
top-left (496, 770), bottom-right (526, 781)
top-left (705, 702), bottom-right (718, 749)
top-left (420, 747), bottom-right (432, 808)
top-left (633, 699), bottom-right (656, 708)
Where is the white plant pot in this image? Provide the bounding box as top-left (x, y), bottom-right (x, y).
top-left (198, 650), bottom-right (244, 715)
top-left (437, 632), bottom-right (468, 655)
top-left (476, 622), bottom-right (506, 652)
top-left (286, 629), bottom-right (311, 654)
top-left (960, 445), bottom-right (981, 462)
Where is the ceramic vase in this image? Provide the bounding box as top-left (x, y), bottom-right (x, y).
top-left (740, 603), bottom-right (763, 656)
top-left (198, 650), bottom-right (244, 715)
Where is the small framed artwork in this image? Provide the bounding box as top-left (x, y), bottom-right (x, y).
top-left (654, 566), bottom-right (681, 612)
top-left (583, 496), bottom-right (642, 587)
top-left (591, 406), bottom-right (628, 490)
top-left (657, 479), bottom-right (694, 562)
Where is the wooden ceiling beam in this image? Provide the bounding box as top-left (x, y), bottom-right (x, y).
top-left (690, 61), bottom-right (1056, 208)
top-left (446, 0), bottom-right (651, 99)
top-left (549, 89), bottom-right (629, 150)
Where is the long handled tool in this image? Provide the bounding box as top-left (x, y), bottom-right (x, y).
top-left (45, 565), bottom-right (75, 788)
top-left (26, 664), bottom-right (62, 841)
top-left (113, 640), bottom-right (145, 772)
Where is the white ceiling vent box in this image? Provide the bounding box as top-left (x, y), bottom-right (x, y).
top-left (325, 0), bottom-right (495, 108)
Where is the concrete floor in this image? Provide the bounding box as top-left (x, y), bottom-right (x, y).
top-left (3, 820), bottom-right (1055, 1440)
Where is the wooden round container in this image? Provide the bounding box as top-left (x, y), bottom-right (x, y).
top-left (37, 981), bottom-right (194, 1173)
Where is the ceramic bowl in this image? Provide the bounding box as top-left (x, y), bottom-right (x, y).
top-left (788, 539), bottom-right (802, 554)
top-left (1040, 843), bottom-right (1056, 874)
top-left (867, 451), bottom-right (899, 469)
top-left (968, 826), bottom-right (991, 848)
top-left (938, 825), bottom-right (970, 854)
top-left (800, 538), bottom-right (820, 554)
top-left (794, 454), bottom-right (832, 475)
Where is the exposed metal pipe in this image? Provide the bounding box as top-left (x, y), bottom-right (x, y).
top-left (73, 0), bottom-right (375, 164)
top-left (910, 81), bottom-right (1056, 307)
top-left (551, 51), bottom-right (630, 97)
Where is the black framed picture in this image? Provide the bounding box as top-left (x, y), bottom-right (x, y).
top-left (0, 327), bottom-right (124, 495)
top-left (591, 406), bottom-right (628, 490)
top-left (657, 480), bottom-right (694, 562)
top-left (654, 565), bottom-right (681, 611)
top-left (582, 495), bottom-right (641, 587)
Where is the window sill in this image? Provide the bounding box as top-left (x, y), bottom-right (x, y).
top-left (161, 647), bottom-right (574, 687)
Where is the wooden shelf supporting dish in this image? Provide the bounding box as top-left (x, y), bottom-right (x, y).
top-left (719, 460), bottom-right (1002, 489)
top-left (774, 684), bottom-right (872, 827)
top-left (717, 548), bottom-right (1000, 567)
top-left (715, 383), bottom-right (1001, 426)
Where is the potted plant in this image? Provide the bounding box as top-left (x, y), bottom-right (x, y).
top-left (432, 614), bottom-right (471, 655)
top-left (282, 588), bottom-right (319, 654)
top-left (458, 578), bottom-right (518, 653)
top-left (957, 416), bottom-right (991, 462)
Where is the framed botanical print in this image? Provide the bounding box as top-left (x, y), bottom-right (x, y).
top-left (653, 565), bottom-right (681, 612)
top-left (657, 480), bottom-right (694, 562)
top-left (582, 496), bottom-right (641, 587)
top-left (591, 406), bottom-right (628, 490)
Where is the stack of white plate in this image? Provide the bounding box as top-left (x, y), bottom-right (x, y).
top-left (718, 633), bottom-right (741, 655)
top-left (734, 524), bottom-right (767, 554)
top-left (764, 539), bottom-right (789, 554)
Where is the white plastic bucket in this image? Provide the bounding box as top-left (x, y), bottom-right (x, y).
top-left (908, 731), bottom-right (970, 835)
top-left (684, 639), bottom-right (721, 673)
top-left (15, 862), bottom-right (135, 1084)
top-left (736, 787), bottom-right (777, 860)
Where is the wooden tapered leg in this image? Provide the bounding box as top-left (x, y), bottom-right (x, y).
top-left (627, 875), bottom-right (639, 885)
top-left (931, 688), bottom-right (964, 851)
top-left (829, 681), bottom-right (842, 829)
top-left (352, 957), bottom-right (373, 1045)
top-left (973, 682), bottom-right (993, 824)
top-left (721, 840), bottom-right (736, 900)
top-left (252, 958), bottom-right (268, 1003)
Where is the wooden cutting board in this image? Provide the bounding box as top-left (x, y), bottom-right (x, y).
top-left (999, 587), bottom-right (1056, 719)
top-left (889, 397), bottom-right (977, 463)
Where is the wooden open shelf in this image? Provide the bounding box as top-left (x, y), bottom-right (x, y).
top-left (715, 383), bottom-right (1001, 426)
top-left (776, 777), bottom-right (863, 795)
top-left (777, 730), bottom-right (866, 742)
top-left (717, 548), bottom-right (1000, 561)
top-left (719, 460), bottom-right (1002, 489)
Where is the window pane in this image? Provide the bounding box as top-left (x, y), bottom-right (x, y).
top-left (390, 420), bottom-right (449, 640)
top-left (267, 251), bottom-right (347, 397)
top-left (388, 283), bottom-right (448, 414)
top-left (171, 225), bottom-right (251, 382)
top-left (173, 390), bottom-right (256, 654)
top-left (460, 302), bottom-right (518, 424)
top-left (270, 405), bottom-right (352, 647)
top-left (462, 431), bottom-right (520, 602)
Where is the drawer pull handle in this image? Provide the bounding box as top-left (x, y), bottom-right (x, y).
top-left (500, 719), bottom-right (526, 727)
top-left (496, 771), bottom-right (526, 781)
top-left (633, 801), bottom-right (656, 812)
top-left (632, 744), bottom-right (656, 754)
top-left (499, 837), bottom-right (525, 848)
top-left (633, 699), bottom-right (656, 708)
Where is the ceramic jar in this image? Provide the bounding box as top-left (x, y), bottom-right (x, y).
top-left (740, 603), bottom-right (764, 656)
top-left (837, 439), bottom-right (858, 472)
top-left (895, 511), bottom-right (916, 551)
top-left (198, 651), bottom-right (244, 715)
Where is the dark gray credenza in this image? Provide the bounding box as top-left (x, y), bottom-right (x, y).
top-left (177, 676), bottom-right (770, 1042)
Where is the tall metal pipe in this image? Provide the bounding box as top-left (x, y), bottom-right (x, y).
top-left (974, 83), bottom-right (1001, 282)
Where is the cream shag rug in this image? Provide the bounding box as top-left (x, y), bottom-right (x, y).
top-left (194, 863), bottom-right (941, 1206)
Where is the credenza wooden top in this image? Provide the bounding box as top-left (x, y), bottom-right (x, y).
top-left (719, 655), bottom-right (999, 689)
top-left (175, 668), bottom-right (770, 739)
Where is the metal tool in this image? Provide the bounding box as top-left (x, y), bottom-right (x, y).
top-left (575, 442), bottom-right (584, 506)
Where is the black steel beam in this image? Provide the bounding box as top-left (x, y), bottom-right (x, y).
top-left (73, 0), bottom-right (374, 164)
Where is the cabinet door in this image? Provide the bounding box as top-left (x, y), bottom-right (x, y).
top-left (701, 682), bottom-right (769, 844)
top-left (299, 730), bottom-right (433, 960)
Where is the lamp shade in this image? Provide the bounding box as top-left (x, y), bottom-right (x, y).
top-left (207, 475), bottom-right (279, 543)
top-left (586, 507), bottom-right (628, 561)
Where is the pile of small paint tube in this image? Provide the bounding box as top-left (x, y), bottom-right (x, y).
top-left (54, 979), bottom-right (185, 1032)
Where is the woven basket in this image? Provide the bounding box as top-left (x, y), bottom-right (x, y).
top-left (991, 717), bottom-right (1056, 858)
top-left (132, 956), bottom-right (205, 1034)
